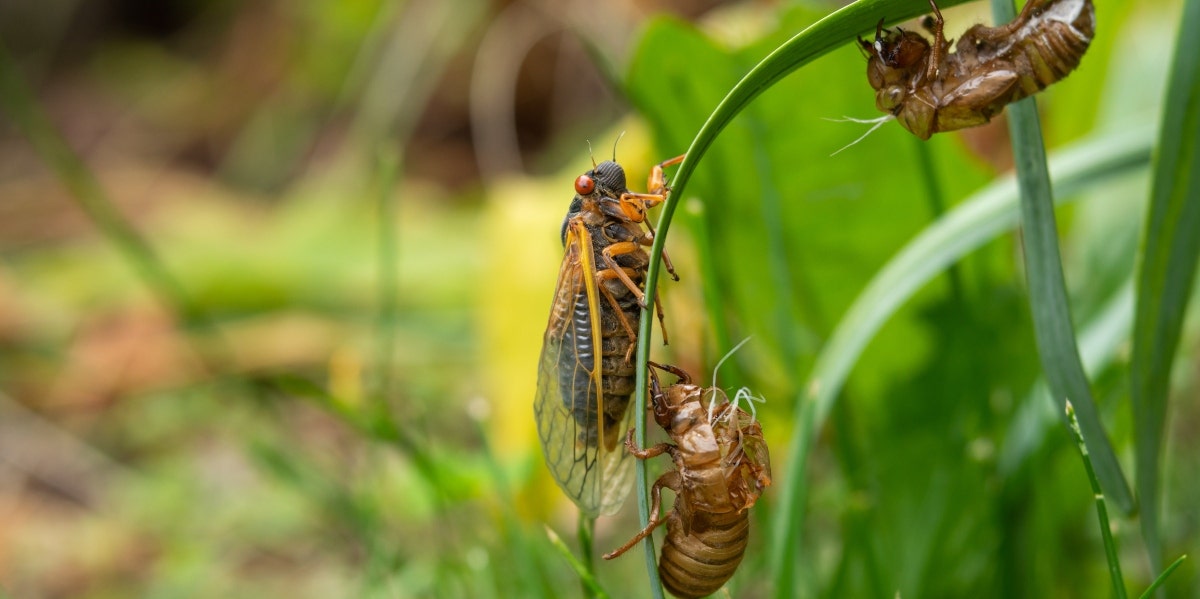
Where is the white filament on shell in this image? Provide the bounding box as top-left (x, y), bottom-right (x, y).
top-left (827, 115), bottom-right (895, 156)
top-left (706, 336), bottom-right (753, 424)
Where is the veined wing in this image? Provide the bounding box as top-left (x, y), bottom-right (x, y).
top-left (534, 218), bottom-right (634, 516)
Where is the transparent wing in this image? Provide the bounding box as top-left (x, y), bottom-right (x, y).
top-left (534, 218), bottom-right (633, 516)
top-left (739, 428), bottom-right (772, 483)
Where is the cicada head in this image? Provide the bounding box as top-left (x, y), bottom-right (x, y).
top-left (863, 20), bottom-right (930, 90)
top-left (876, 29), bottom-right (929, 69)
top-left (863, 23), bottom-right (932, 133)
top-left (570, 160), bottom-right (635, 224)
top-left (589, 160), bottom-right (627, 196)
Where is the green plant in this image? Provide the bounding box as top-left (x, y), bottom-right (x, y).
top-left (620, 0), bottom-right (1198, 596)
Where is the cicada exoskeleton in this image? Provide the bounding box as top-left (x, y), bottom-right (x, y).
top-left (603, 363), bottom-right (772, 599)
top-left (534, 154), bottom-right (684, 517)
top-left (861, 0), bottom-right (1095, 139)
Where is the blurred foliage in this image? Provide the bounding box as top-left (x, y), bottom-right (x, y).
top-left (0, 0), bottom-right (1197, 598)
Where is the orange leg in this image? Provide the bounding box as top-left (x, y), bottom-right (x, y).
top-left (595, 269), bottom-right (641, 361)
top-left (598, 245), bottom-right (672, 346)
top-left (641, 218), bottom-right (680, 282)
top-left (596, 265), bottom-right (670, 354)
top-left (647, 154), bottom-right (686, 195)
top-left (614, 154), bottom-right (686, 222)
top-left (600, 241), bottom-right (651, 305)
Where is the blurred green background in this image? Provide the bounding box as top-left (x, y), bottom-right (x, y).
top-left (0, 0), bottom-right (1195, 597)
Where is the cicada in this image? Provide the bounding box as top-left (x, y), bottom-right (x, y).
top-left (534, 154), bottom-right (684, 517)
top-left (860, 0), bottom-right (1095, 139)
top-left (603, 363), bottom-right (772, 599)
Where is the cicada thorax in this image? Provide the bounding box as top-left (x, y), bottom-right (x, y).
top-left (861, 0), bottom-right (1095, 139)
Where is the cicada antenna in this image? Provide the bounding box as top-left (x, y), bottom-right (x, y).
top-left (611, 131), bottom-right (626, 161)
top-left (586, 139), bottom-right (597, 169)
top-left (707, 336), bottom-right (752, 423)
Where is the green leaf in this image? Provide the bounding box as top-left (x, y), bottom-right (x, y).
top-left (990, 0), bottom-right (1134, 516)
top-left (624, 0), bottom-right (1150, 594)
top-left (625, 3), bottom-right (988, 593)
top-left (999, 281), bottom-right (1135, 476)
top-left (771, 124), bottom-right (1153, 594)
top-left (1130, 0), bottom-right (1200, 574)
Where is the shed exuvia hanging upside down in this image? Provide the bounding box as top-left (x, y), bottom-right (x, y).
top-left (860, 0), bottom-right (1095, 139)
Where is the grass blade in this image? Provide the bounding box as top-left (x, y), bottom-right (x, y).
top-left (990, 0), bottom-right (1134, 516)
top-left (770, 125), bottom-right (1152, 595)
top-left (1065, 402), bottom-right (1127, 599)
top-left (1130, 0), bottom-right (1200, 574)
top-left (1139, 554), bottom-right (1188, 599)
top-left (545, 525), bottom-right (612, 599)
top-left (999, 281), bottom-right (1135, 475)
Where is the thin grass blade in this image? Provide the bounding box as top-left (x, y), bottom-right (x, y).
top-left (1139, 554), bottom-right (1188, 599)
top-left (545, 525), bottom-right (612, 599)
top-left (1065, 402), bottom-right (1127, 599)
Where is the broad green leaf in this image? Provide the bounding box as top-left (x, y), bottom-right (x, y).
top-left (774, 125), bottom-right (1152, 595)
top-left (1131, 0), bottom-right (1200, 577)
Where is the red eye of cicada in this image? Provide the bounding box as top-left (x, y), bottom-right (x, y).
top-left (574, 175), bottom-right (595, 195)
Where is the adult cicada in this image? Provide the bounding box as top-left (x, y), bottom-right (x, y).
top-left (603, 363), bottom-right (772, 599)
top-left (534, 154), bottom-right (684, 517)
top-left (861, 0), bottom-right (1095, 139)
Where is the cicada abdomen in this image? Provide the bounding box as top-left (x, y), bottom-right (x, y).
top-left (534, 154), bottom-right (683, 517)
top-left (603, 363), bottom-right (772, 598)
top-left (861, 0), bottom-right (1095, 139)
